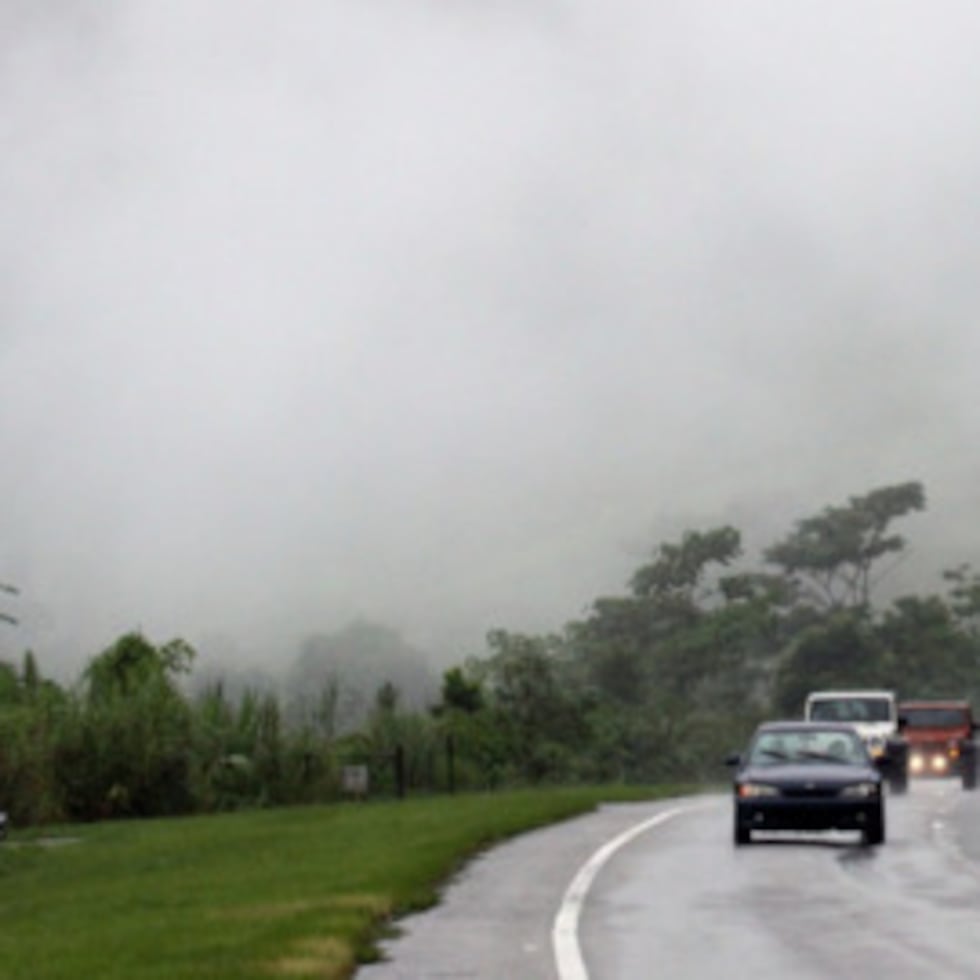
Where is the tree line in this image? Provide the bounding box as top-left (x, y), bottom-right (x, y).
top-left (4, 480), bottom-right (980, 826)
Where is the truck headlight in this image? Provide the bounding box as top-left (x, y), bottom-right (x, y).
top-left (738, 783), bottom-right (780, 798)
top-left (840, 782), bottom-right (880, 799)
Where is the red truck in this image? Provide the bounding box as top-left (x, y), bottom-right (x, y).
top-left (898, 699), bottom-right (978, 789)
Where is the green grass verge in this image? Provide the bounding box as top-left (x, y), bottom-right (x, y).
top-left (0, 785), bottom-right (696, 979)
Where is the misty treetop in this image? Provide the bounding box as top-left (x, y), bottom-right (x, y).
top-left (763, 481), bottom-right (926, 610)
top-left (5, 479), bottom-right (980, 823)
top-left (284, 620), bottom-right (439, 735)
top-left (468, 479), bottom-right (971, 780)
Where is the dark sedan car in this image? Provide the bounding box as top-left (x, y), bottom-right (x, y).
top-left (729, 721), bottom-right (885, 846)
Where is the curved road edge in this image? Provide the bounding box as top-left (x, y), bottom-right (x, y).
top-left (357, 794), bottom-right (722, 979)
top-left (552, 802), bottom-right (715, 980)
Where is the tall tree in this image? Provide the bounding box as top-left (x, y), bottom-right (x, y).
top-left (876, 594), bottom-right (980, 699)
top-left (572, 526), bottom-right (744, 705)
top-left (764, 481), bottom-right (925, 610)
top-left (482, 630), bottom-right (587, 782)
top-left (943, 564), bottom-right (980, 635)
top-left (630, 526), bottom-right (742, 605)
top-left (84, 632), bottom-right (194, 700)
top-left (771, 613), bottom-right (888, 715)
top-left (69, 633), bottom-right (197, 818)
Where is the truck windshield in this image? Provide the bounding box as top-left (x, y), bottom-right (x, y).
top-left (809, 697), bottom-right (892, 723)
top-left (902, 708), bottom-right (968, 729)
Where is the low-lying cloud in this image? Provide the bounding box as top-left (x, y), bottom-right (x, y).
top-left (3, 1), bottom-right (980, 677)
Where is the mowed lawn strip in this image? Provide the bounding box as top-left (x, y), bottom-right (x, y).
top-left (0, 785), bottom-right (693, 980)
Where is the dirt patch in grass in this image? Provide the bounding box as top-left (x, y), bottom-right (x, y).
top-left (220, 893), bottom-right (392, 922)
top-left (265, 936), bottom-right (354, 977)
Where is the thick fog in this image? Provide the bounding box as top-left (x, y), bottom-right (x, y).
top-left (3, 2), bottom-right (980, 677)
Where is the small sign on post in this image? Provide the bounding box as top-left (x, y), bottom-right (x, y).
top-left (342, 764), bottom-right (369, 800)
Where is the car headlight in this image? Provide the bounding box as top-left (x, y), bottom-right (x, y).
top-left (738, 783), bottom-right (780, 798)
top-left (840, 782), bottom-right (879, 799)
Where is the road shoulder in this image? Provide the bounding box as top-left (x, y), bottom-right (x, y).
top-left (356, 796), bottom-right (709, 979)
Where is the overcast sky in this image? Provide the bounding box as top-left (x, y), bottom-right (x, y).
top-left (3, 1), bottom-right (980, 678)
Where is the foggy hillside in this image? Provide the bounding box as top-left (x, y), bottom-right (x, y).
top-left (3, 2), bottom-right (980, 679)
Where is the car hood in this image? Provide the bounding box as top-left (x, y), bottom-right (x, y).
top-left (738, 762), bottom-right (879, 786)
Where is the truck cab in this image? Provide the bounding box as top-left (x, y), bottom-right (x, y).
top-left (804, 690), bottom-right (908, 792)
top-left (898, 699), bottom-right (977, 788)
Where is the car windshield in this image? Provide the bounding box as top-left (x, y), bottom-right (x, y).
top-left (902, 708), bottom-right (968, 729)
top-left (808, 697), bottom-right (892, 723)
top-left (748, 729), bottom-right (867, 766)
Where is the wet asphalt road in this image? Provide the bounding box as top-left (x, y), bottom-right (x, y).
top-left (358, 781), bottom-right (980, 979)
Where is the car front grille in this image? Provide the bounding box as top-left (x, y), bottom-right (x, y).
top-left (780, 785), bottom-right (840, 799)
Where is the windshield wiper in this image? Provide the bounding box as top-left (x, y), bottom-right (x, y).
top-left (798, 750), bottom-right (850, 763)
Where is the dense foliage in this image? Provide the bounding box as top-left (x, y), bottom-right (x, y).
top-left (4, 480), bottom-right (980, 824)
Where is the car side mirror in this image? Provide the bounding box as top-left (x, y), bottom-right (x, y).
top-left (724, 752), bottom-right (742, 767)
top-left (897, 715), bottom-right (908, 733)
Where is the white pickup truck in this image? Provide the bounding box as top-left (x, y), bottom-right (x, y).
top-left (804, 689), bottom-right (909, 793)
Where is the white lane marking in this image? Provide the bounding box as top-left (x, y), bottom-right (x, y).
top-left (552, 803), bottom-right (707, 980)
